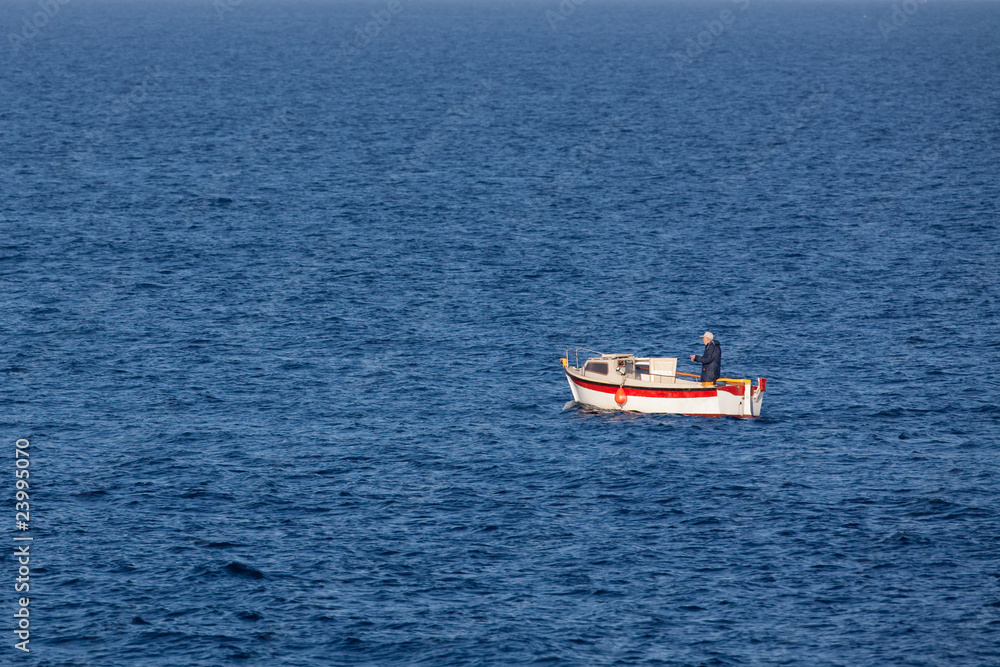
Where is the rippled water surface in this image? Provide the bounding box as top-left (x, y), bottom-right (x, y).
top-left (3, 0), bottom-right (1000, 664)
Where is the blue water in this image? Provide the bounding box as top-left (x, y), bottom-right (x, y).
top-left (3, 0), bottom-right (1000, 664)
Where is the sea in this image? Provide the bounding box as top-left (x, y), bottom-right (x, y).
top-left (2, 0), bottom-right (999, 664)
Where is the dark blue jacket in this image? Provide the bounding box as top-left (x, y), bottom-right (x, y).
top-left (694, 340), bottom-right (721, 382)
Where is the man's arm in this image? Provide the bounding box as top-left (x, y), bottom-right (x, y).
top-left (695, 344), bottom-right (719, 365)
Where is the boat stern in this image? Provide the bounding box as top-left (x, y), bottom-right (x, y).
top-left (749, 377), bottom-right (766, 417)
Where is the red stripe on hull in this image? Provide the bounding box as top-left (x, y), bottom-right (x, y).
top-left (569, 374), bottom-right (718, 399)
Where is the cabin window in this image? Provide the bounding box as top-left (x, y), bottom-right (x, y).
top-left (584, 361), bottom-right (608, 376)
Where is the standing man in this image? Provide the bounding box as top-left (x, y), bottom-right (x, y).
top-left (690, 331), bottom-right (721, 383)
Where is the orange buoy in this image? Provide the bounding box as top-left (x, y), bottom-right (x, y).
top-left (614, 386), bottom-right (627, 406)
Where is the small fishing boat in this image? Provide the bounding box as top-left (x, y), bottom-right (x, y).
top-left (561, 349), bottom-right (766, 417)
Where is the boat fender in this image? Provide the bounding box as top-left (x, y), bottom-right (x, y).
top-left (614, 386), bottom-right (627, 406)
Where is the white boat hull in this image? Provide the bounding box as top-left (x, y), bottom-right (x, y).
top-left (565, 369), bottom-right (765, 418)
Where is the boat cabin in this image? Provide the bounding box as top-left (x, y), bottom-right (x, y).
top-left (581, 354), bottom-right (679, 384)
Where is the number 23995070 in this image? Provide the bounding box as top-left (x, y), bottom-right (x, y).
top-left (15, 439), bottom-right (30, 528)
